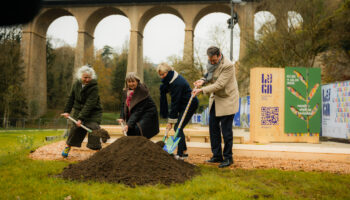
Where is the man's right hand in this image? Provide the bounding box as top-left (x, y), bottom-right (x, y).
top-left (61, 113), bottom-right (70, 119)
top-left (194, 79), bottom-right (205, 88)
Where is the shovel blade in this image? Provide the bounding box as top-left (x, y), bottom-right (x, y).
top-left (163, 136), bottom-right (181, 154)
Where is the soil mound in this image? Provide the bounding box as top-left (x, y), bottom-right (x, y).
top-left (60, 136), bottom-right (199, 186)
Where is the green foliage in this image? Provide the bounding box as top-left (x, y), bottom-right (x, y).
top-left (17, 135), bottom-right (34, 149)
top-left (94, 53), bottom-right (116, 111)
top-left (111, 50), bottom-right (128, 112)
top-left (143, 61), bottom-right (161, 110)
top-left (319, 0), bottom-right (350, 83)
top-left (1, 130), bottom-right (350, 199)
top-left (46, 38), bottom-right (74, 109)
top-left (101, 45), bottom-right (114, 68)
top-left (241, 0), bottom-right (350, 85)
top-left (0, 26), bottom-right (27, 125)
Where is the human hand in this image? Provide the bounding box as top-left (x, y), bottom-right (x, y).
top-left (60, 113), bottom-right (70, 119)
top-left (192, 88), bottom-right (203, 96)
top-left (194, 79), bottom-right (204, 88)
top-left (117, 119), bottom-right (124, 124)
top-left (166, 123), bottom-right (173, 130)
top-left (76, 120), bottom-right (82, 127)
top-left (123, 125), bottom-right (128, 133)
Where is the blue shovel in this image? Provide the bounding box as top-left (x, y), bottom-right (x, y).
top-left (163, 90), bottom-right (196, 154)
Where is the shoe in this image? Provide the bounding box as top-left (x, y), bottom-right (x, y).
top-left (218, 159), bottom-right (233, 168)
top-left (174, 155), bottom-right (185, 160)
top-left (177, 153), bottom-right (188, 158)
top-left (61, 146), bottom-right (71, 158)
top-left (206, 157), bottom-right (223, 163)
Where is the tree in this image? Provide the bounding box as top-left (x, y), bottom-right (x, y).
top-left (101, 45), bottom-right (114, 68)
top-left (241, 0), bottom-right (347, 89)
top-left (0, 26), bottom-right (27, 127)
top-left (319, 0), bottom-right (350, 83)
top-left (94, 53), bottom-right (116, 111)
top-left (143, 59), bottom-right (161, 110)
top-left (46, 38), bottom-right (75, 109)
top-left (111, 49), bottom-right (128, 112)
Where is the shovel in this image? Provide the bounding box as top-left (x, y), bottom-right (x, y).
top-left (67, 116), bottom-right (110, 143)
top-left (163, 90), bottom-right (196, 154)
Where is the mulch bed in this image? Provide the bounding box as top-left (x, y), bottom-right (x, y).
top-left (29, 137), bottom-right (350, 186)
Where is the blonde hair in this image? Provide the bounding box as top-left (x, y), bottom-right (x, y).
top-left (157, 62), bottom-right (173, 73)
top-left (75, 65), bottom-right (97, 80)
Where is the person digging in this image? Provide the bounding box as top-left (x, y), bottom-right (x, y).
top-left (60, 65), bottom-right (105, 158)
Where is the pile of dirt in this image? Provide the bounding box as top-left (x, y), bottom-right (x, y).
top-left (60, 136), bottom-right (199, 186)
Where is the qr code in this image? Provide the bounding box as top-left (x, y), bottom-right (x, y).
top-left (261, 107), bottom-right (279, 125)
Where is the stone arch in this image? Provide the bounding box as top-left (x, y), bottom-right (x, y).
top-left (287, 11), bottom-right (303, 29)
top-left (33, 8), bottom-right (74, 36)
top-left (22, 8), bottom-right (77, 117)
top-left (75, 7), bottom-right (129, 67)
top-left (85, 7), bottom-right (128, 35)
top-left (192, 4), bottom-right (230, 31)
top-left (143, 13), bottom-right (185, 64)
top-left (254, 11), bottom-right (276, 40)
top-left (138, 6), bottom-right (184, 34)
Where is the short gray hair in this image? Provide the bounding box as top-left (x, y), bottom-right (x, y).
top-left (124, 72), bottom-right (141, 89)
top-left (157, 62), bottom-right (173, 73)
top-left (75, 65), bottom-right (97, 80)
top-left (207, 46), bottom-right (221, 57)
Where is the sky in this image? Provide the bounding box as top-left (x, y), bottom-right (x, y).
top-left (46, 11), bottom-right (290, 65)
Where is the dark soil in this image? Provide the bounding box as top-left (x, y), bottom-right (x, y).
top-left (90, 128), bottom-right (110, 143)
top-left (60, 136), bottom-right (199, 186)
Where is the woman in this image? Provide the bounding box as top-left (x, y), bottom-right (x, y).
top-left (157, 63), bottom-right (199, 159)
top-left (117, 72), bottom-right (159, 139)
top-left (61, 65), bottom-right (103, 158)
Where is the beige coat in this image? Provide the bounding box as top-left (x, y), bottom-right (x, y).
top-left (202, 57), bottom-right (239, 117)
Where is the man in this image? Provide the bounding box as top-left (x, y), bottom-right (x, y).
top-left (193, 46), bottom-right (239, 168)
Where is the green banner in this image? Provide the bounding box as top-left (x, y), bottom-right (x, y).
top-left (285, 67), bottom-right (321, 133)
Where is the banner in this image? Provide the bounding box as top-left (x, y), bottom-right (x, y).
top-left (322, 81), bottom-right (350, 139)
top-left (285, 67), bottom-right (321, 133)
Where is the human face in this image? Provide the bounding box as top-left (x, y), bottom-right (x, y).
top-left (127, 79), bottom-right (138, 90)
top-left (208, 54), bottom-right (221, 65)
top-left (81, 73), bottom-right (92, 85)
top-left (158, 71), bottom-right (168, 79)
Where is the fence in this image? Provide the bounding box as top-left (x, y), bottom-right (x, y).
top-left (191, 96), bottom-right (251, 128)
top-left (0, 118), bottom-right (121, 130)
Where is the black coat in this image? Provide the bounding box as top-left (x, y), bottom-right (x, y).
top-left (64, 80), bottom-right (103, 124)
top-left (168, 74), bottom-right (198, 121)
top-left (120, 83), bottom-right (159, 139)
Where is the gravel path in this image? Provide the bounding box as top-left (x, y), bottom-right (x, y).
top-left (30, 140), bottom-right (350, 174)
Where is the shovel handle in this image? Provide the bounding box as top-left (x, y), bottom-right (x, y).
top-left (67, 116), bottom-right (92, 133)
top-left (162, 127), bottom-right (171, 142)
top-left (173, 87), bottom-right (197, 139)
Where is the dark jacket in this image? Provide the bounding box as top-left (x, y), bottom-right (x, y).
top-left (161, 71), bottom-right (198, 122)
top-left (64, 79), bottom-right (103, 124)
top-left (120, 83), bottom-right (159, 139)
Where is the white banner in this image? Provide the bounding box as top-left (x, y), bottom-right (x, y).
top-left (321, 81), bottom-right (350, 139)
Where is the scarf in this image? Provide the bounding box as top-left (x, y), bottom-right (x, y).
top-left (205, 54), bottom-right (223, 82)
top-left (159, 70), bottom-right (175, 118)
top-left (126, 89), bottom-right (134, 116)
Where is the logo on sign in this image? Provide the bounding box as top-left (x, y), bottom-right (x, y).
top-left (323, 88), bottom-right (331, 116)
top-left (262, 74), bottom-right (272, 94)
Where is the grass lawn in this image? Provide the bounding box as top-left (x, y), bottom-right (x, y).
top-left (0, 130), bottom-right (350, 200)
